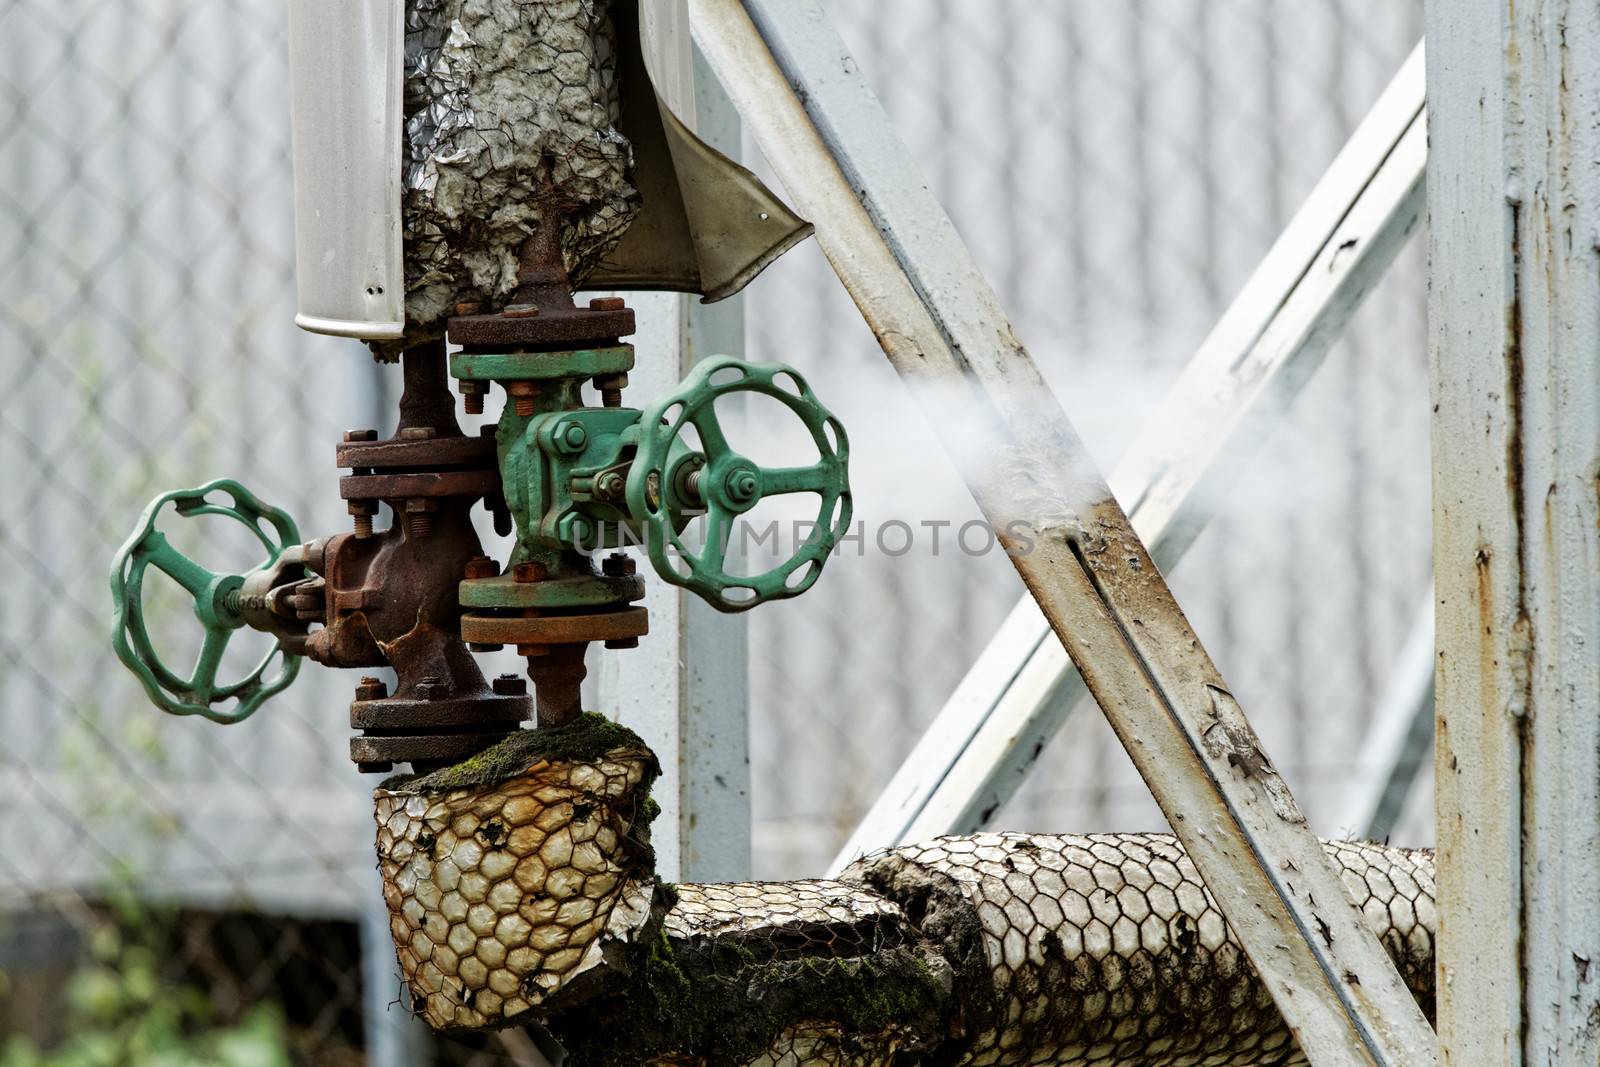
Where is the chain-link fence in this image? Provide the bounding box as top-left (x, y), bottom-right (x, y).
top-left (1, 0), bottom-right (1430, 1062)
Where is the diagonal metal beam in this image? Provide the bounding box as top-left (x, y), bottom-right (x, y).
top-left (832, 45), bottom-right (1427, 868)
top-left (691, 4), bottom-right (1436, 1063)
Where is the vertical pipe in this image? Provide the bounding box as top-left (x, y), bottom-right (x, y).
top-left (595, 8), bottom-right (750, 883)
top-left (361, 879), bottom-right (432, 1067)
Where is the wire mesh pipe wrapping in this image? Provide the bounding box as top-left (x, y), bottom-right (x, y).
top-left (399, 0), bottom-right (638, 345)
top-left (373, 728), bottom-right (1435, 1064)
top-left (374, 714), bottom-right (661, 1031)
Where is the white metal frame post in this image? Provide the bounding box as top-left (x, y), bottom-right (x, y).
top-left (1426, 1), bottom-right (1600, 1061)
top-left (596, 43), bottom-right (751, 886)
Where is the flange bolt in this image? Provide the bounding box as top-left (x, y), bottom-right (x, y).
top-left (348, 499), bottom-right (377, 539)
top-left (601, 552), bottom-right (636, 577)
top-left (513, 561), bottom-right (548, 583)
top-left (463, 555), bottom-right (499, 580)
top-left (414, 676), bottom-right (447, 701)
top-left (355, 676), bottom-right (388, 702)
top-left (507, 381), bottom-right (540, 418)
top-left (398, 426), bottom-right (437, 441)
top-left (593, 372), bottom-right (628, 409)
top-left (404, 498), bottom-right (437, 538)
top-left (492, 674), bottom-right (527, 696)
top-left (344, 429), bottom-right (378, 443)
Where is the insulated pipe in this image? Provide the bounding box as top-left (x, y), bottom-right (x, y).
top-left (372, 723), bottom-right (1434, 1065)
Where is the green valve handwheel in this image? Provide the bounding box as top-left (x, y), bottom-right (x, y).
top-left (110, 478), bottom-right (304, 724)
top-left (628, 355), bottom-right (852, 611)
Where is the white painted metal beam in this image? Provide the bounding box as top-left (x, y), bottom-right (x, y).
top-left (832, 45), bottom-right (1427, 867)
top-left (1425, 1), bottom-right (1600, 1061)
top-left (693, 3), bottom-right (1436, 1061)
top-left (596, 18), bottom-right (750, 885)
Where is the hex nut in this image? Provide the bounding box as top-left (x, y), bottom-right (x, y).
top-left (492, 674), bottom-right (527, 696)
top-left (512, 561), bottom-right (547, 583)
top-left (594, 472), bottom-right (625, 501)
top-left (553, 421), bottom-right (587, 454)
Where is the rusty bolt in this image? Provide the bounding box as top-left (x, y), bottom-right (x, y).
top-left (517, 643), bottom-right (551, 658)
top-left (601, 552), bottom-right (636, 577)
top-left (460, 380), bottom-right (488, 415)
top-left (503, 304), bottom-right (540, 319)
top-left (512, 560), bottom-right (547, 583)
top-left (414, 676), bottom-right (447, 701)
top-left (405, 498), bottom-right (438, 538)
top-left (398, 426), bottom-right (437, 441)
top-left (492, 673), bottom-right (527, 696)
top-left (454, 301), bottom-right (483, 317)
top-left (344, 428), bottom-right (378, 443)
top-left (506, 380), bottom-right (540, 418)
top-left (604, 637), bottom-right (641, 650)
top-left (468, 641), bottom-right (505, 653)
top-left (463, 554), bottom-right (499, 580)
top-left (348, 499), bottom-right (378, 539)
top-left (593, 372), bottom-right (628, 409)
top-left (355, 676), bottom-right (388, 701)
top-left (588, 296), bottom-right (627, 311)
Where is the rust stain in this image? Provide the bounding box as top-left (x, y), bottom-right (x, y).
top-left (1475, 546), bottom-right (1497, 697)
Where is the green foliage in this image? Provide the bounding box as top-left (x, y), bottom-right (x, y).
top-left (0, 904), bottom-right (292, 1067)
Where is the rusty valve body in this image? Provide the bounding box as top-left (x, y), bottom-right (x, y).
top-left (313, 341), bottom-right (532, 772)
